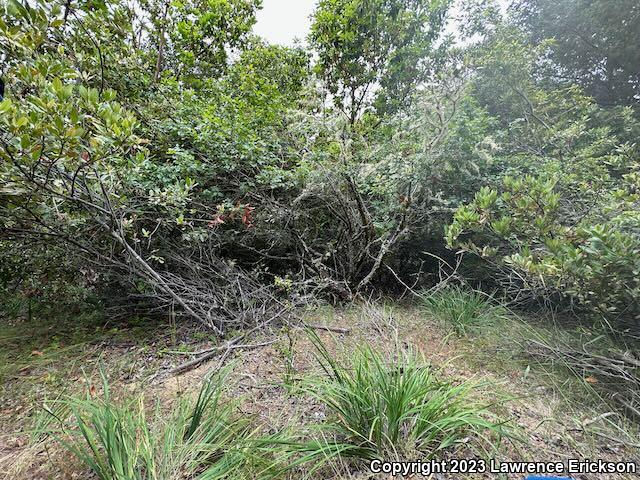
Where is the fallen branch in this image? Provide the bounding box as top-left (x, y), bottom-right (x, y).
top-left (165, 340), bottom-right (278, 357)
top-left (165, 339), bottom-right (277, 376)
top-left (525, 339), bottom-right (640, 419)
top-left (304, 323), bottom-right (351, 334)
top-left (162, 307), bottom-right (289, 377)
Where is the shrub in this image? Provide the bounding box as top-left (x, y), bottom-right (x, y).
top-left (422, 286), bottom-right (501, 335)
top-left (300, 333), bottom-right (504, 462)
top-left (446, 173), bottom-right (640, 331)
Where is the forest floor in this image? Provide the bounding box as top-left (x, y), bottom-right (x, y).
top-left (1, 302), bottom-right (639, 479)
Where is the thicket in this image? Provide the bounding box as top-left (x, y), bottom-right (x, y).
top-left (1, 0), bottom-right (639, 341)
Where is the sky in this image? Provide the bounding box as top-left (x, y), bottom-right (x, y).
top-left (253, 0), bottom-right (511, 47)
top-left (253, 0), bottom-right (317, 47)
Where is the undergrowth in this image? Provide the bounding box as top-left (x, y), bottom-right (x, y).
top-left (38, 369), bottom-right (279, 480)
top-left (456, 310), bottom-right (640, 454)
top-left (297, 331), bottom-right (506, 462)
top-left (421, 286), bottom-right (503, 335)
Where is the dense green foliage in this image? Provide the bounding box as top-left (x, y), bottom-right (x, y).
top-left (3, 2), bottom-right (640, 477)
top-left (1, 0), bottom-right (639, 337)
top-left (445, 19), bottom-right (640, 331)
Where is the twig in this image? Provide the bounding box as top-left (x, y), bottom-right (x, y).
top-left (567, 427), bottom-right (640, 449)
top-left (165, 340), bottom-right (278, 357)
top-left (164, 339), bottom-right (277, 376)
top-left (162, 307), bottom-right (288, 377)
top-left (304, 323), bottom-right (351, 334)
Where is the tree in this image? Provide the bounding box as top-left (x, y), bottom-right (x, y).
top-left (310, 0), bottom-right (451, 124)
top-left (163, 0), bottom-right (262, 84)
top-left (229, 40), bottom-right (310, 103)
top-left (514, 0), bottom-right (640, 107)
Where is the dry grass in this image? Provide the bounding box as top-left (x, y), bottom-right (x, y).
top-left (1, 303), bottom-right (639, 479)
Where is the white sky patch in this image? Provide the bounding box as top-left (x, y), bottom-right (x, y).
top-left (253, 0), bottom-right (317, 47)
top-left (253, 0), bottom-right (510, 47)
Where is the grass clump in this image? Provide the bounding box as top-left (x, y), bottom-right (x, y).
top-left (421, 285), bottom-right (501, 335)
top-left (300, 332), bottom-right (505, 462)
top-left (41, 369), bottom-right (277, 480)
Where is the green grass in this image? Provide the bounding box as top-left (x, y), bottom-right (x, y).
top-left (297, 331), bottom-right (505, 462)
top-left (0, 310), bottom-right (106, 410)
top-left (421, 286), bottom-right (503, 335)
top-left (40, 369), bottom-right (280, 480)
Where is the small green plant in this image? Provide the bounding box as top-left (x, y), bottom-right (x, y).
top-left (44, 369), bottom-right (276, 480)
top-left (299, 332), bottom-right (504, 462)
top-left (276, 326), bottom-right (297, 393)
top-left (422, 286), bottom-right (500, 335)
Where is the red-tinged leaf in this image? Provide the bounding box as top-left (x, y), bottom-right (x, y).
top-left (207, 215), bottom-right (226, 228)
top-left (242, 205), bottom-right (254, 228)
